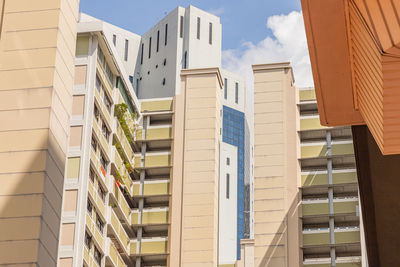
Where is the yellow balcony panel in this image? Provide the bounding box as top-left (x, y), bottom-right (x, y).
top-left (113, 148), bottom-right (133, 196)
top-left (88, 181), bottom-right (106, 219)
top-left (331, 142), bottom-right (354, 156)
top-left (93, 118), bottom-right (110, 156)
top-left (334, 199), bottom-right (358, 214)
top-left (83, 245), bottom-right (90, 265)
top-left (107, 238), bottom-right (127, 267)
top-left (332, 171), bottom-right (358, 185)
top-left (133, 181), bottom-right (170, 197)
top-left (302, 202), bottom-right (329, 216)
top-left (299, 89), bottom-right (316, 102)
top-left (131, 208), bottom-right (169, 225)
top-left (141, 99), bottom-right (173, 113)
top-left (303, 231), bottom-right (330, 246)
top-left (300, 117), bottom-right (326, 131)
top-left (136, 127), bottom-right (173, 141)
top-left (115, 120), bottom-right (133, 160)
top-left (94, 89), bottom-right (112, 128)
top-left (94, 227), bottom-right (105, 251)
top-left (97, 61), bottom-right (113, 97)
top-left (110, 182), bottom-right (131, 223)
top-left (336, 263), bottom-right (362, 267)
top-left (335, 229), bottom-right (360, 244)
top-left (109, 209), bottom-right (130, 254)
top-left (141, 239), bottom-right (168, 254)
top-left (301, 143), bottom-right (327, 158)
top-left (301, 172), bottom-right (328, 187)
top-left (134, 154), bottom-right (171, 169)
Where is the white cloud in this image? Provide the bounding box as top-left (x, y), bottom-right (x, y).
top-left (207, 7), bottom-right (225, 16)
top-left (222, 11), bottom-right (313, 91)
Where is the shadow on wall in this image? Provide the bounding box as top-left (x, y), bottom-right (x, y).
top-left (258, 191), bottom-right (302, 267)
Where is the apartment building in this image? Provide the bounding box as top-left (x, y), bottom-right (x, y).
top-left (237, 63), bottom-right (364, 267)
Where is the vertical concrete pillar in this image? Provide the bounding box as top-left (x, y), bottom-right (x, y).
top-left (0, 0), bottom-right (79, 266)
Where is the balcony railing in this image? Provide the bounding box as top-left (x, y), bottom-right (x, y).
top-left (302, 227), bottom-right (360, 246)
top-left (130, 237), bottom-right (168, 255)
top-left (136, 126), bottom-right (172, 141)
top-left (131, 207), bottom-right (169, 225)
top-left (86, 212), bottom-right (105, 252)
top-left (132, 180), bottom-right (170, 197)
top-left (108, 208), bottom-right (130, 255)
top-left (110, 180), bottom-right (131, 224)
top-left (106, 238), bottom-right (127, 267)
top-left (301, 169), bottom-right (358, 187)
top-left (134, 153), bottom-right (171, 169)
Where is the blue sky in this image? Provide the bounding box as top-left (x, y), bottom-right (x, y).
top-left (79, 0), bottom-right (301, 51)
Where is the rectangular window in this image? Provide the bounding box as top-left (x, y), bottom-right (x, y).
top-left (235, 82), bottom-right (239, 104)
top-left (227, 157), bottom-right (230, 165)
top-left (157, 30), bottom-right (160, 52)
top-left (96, 215), bottom-right (104, 233)
top-left (224, 78), bottom-right (228, 99)
top-left (129, 75), bottom-right (133, 84)
top-left (89, 168), bottom-right (95, 183)
top-left (148, 37), bottom-right (152, 58)
top-left (87, 199), bottom-right (93, 215)
top-left (180, 16), bottom-right (184, 38)
top-left (91, 136), bottom-right (97, 152)
top-left (165, 24), bottom-right (168, 46)
top-left (102, 123), bottom-right (110, 141)
top-left (197, 17), bottom-right (200, 39)
top-left (112, 34), bottom-right (116, 46)
top-left (103, 93), bottom-right (111, 113)
top-left (209, 22), bottom-right (213, 44)
top-left (84, 231), bottom-right (92, 249)
top-left (184, 51), bottom-right (187, 69)
top-left (124, 39), bottom-right (129, 61)
top-left (100, 152), bottom-right (107, 170)
top-left (226, 174), bottom-right (230, 199)
top-left (136, 79), bottom-right (140, 96)
top-left (140, 43), bottom-right (144, 64)
top-left (95, 76), bottom-right (101, 93)
top-left (98, 185), bottom-right (106, 202)
top-left (94, 246), bottom-right (102, 265)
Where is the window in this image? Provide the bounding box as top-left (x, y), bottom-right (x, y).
top-left (226, 174), bottom-right (230, 199)
top-left (148, 37), bottom-right (152, 59)
top-left (129, 75), bottom-right (134, 84)
top-left (94, 105), bottom-right (100, 121)
top-left (124, 39), bottom-right (129, 61)
top-left (105, 64), bottom-right (113, 85)
top-left (100, 152), bottom-right (107, 170)
top-left (184, 51), bottom-right (187, 69)
top-left (235, 82), bottom-right (239, 104)
top-left (180, 16), bottom-right (184, 38)
top-left (224, 78), bottom-right (228, 99)
top-left (91, 136), bottom-right (97, 152)
top-left (94, 246), bottom-right (102, 265)
top-left (227, 157), bottom-right (230, 165)
top-left (84, 232), bottom-right (92, 249)
top-left (112, 34), bottom-right (116, 46)
top-left (87, 199), bottom-right (93, 215)
top-left (140, 43), bottom-right (144, 64)
top-left (136, 79), bottom-right (140, 96)
top-left (96, 215), bottom-right (104, 233)
top-left (102, 123), bottom-right (110, 141)
top-left (197, 17), bottom-right (200, 39)
top-left (95, 76), bottom-right (101, 93)
top-left (165, 24), bottom-right (168, 46)
top-left (103, 93), bottom-right (111, 113)
top-left (163, 58), bottom-right (167, 66)
top-left (162, 78), bottom-right (166, 86)
top-left (98, 185), bottom-right (106, 202)
top-left (209, 22), bottom-right (213, 44)
top-left (157, 30), bottom-right (160, 52)
top-left (89, 168), bottom-right (95, 183)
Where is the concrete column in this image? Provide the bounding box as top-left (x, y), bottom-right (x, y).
top-left (326, 131), bottom-right (336, 267)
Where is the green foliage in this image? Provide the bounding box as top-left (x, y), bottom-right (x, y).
top-left (114, 103), bottom-right (136, 144)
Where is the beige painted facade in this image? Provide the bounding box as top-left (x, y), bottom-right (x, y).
top-left (0, 0), bottom-right (79, 266)
top-left (251, 63), bottom-right (300, 267)
top-left (169, 68), bottom-right (222, 266)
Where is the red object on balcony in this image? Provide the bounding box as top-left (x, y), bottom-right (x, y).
top-left (100, 165), bottom-right (106, 177)
top-left (115, 180), bottom-right (121, 187)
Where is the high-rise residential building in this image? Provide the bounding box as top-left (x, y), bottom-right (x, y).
top-left (237, 63), bottom-right (364, 267)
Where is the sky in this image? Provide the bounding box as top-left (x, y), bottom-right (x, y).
top-left (80, 0), bottom-right (313, 88)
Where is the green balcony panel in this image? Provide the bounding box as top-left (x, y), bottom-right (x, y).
top-left (141, 240), bottom-right (168, 254)
top-left (299, 89), bottom-right (316, 101)
top-left (303, 232), bottom-right (330, 246)
top-left (302, 203), bottom-right (329, 216)
top-left (141, 100), bottom-right (173, 112)
top-left (331, 143), bottom-right (354, 156)
top-left (334, 201), bottom-right (358, 214)
top-left (301, 145), bottom-right (327, 158)
top-left (333, 171), bottom-right (358, 184)
top-left (300, 117), bottom-right (325, 131)
top-left (335, 230), bottom-right (360, 244)
top-left (302, 173), bottom-right (329, 186)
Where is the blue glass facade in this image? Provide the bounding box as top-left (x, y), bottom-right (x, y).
top-left (222, 105), bottom-right (245, 260)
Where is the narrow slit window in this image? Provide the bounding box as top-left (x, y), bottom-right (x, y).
top-left (140, 43), bottom-right (144, 64)
top-left (226, 174), bottom-right (230, 199)
top-left (209, 22), bottom-right (213, 44)
top-left (184, 51), bottom-right (187, 69)
top-left (224, 78), bottom-right (228, 99)
top-left (197, 17), bottom-right (201, 39)
top-left (235, 82), bottom-right (239, 104)
top-left (124, 39), bottom-right (129, 61)
top-left (165, 24), bottom-right (168, 46)
top-left (180, 16), bottom-right (184, 38)
top-left (157, 30), bottom-right (160, 52)
top-left (112, 34), bottom-right (116, 46)
top-left (148, 37), bottom-right (152, 59)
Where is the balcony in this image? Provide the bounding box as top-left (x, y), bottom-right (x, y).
top-left (303, 257), bottom-right (361, 266)
top-left (131, 207), bottom-right (169, 225)
top-left (302, 198), bottom-right (358, 217)
top-left (136, 126), bottom-right (172, 142)
top-left (86, 212), bottom-right (105, 252)
top-left (112, 148), bottom-right (133, 196)
top-left (93, 118), bottom-right (110, 157)
top-left (114, 120), bottom-right (133, 161)
top-left (88, 180), bottom-right (106, 218)
top-left (299, 89), bottom-right (316, 102)
top-left (331, 141), bottom-right (354, 156)
top-left (130, 237), bottom-right (168, 255)
top-left (94, 85), bottom-right (112, 127)
top-left (301, 142), bottom-right (327, 158)
top-left (105, 238), bottom-right (127, 267)
top-left (301, 169), bottom-right (358, 187)
top-left (134, 153), bottom-right (171, 169)
top-left (302, 227), bottom-right (360, 246)
top-left (132, 180), bottom-right (170, 197)
top-left (109, 180), bottom-right (131, 224)
top-left (300, 116), bottom-right (326, 131)
top-left (141, 99), bottom-right (173, 113)
top-left (97, 61), bottom-right (114, 99)
top-left (107, 208), bottom-right (130, 255)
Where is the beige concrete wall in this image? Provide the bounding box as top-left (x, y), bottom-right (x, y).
top-left (0, 0), bottom-right (79, 266)
top-left (169, 68), bottom-right (222, 266)
top-left (252, 63), bottom-right (301, 267)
